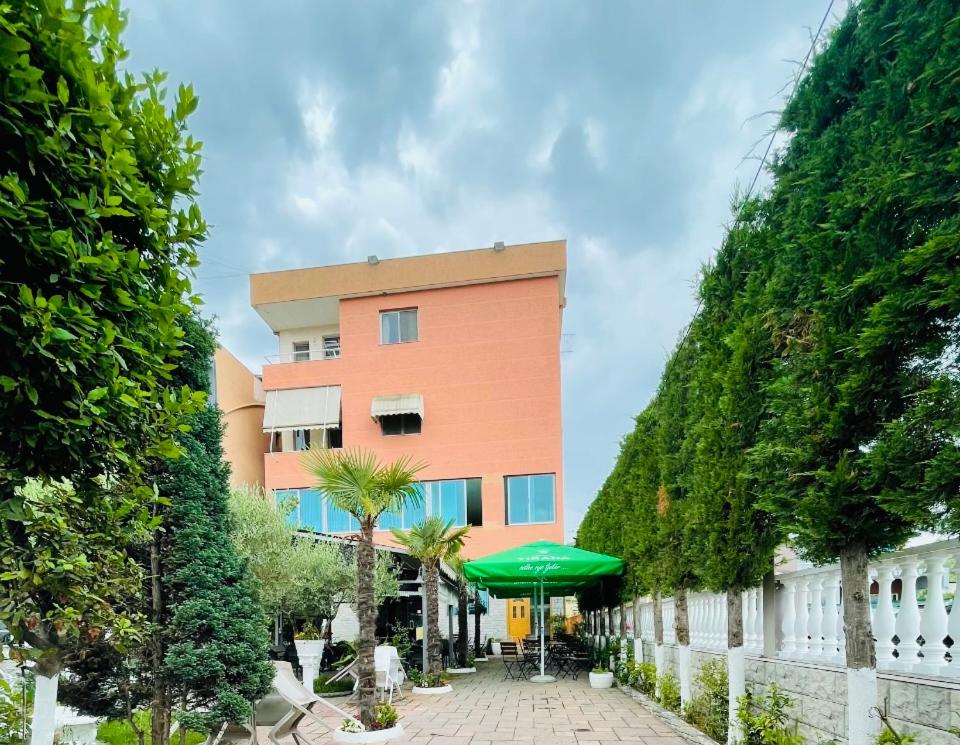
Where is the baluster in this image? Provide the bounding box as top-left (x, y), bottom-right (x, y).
top-left (742, 589), bottom-right (755, 653)
top-left (710, 594), bottom-right (721, 650)
top-left (808, 577), bottom-right (824, 657)
top-left (918, 554), bottom-right (949, 673)
top-left (836, 582), bottom-right (846, 665)
top-left (781, 578), bottom-right (797, 657)
top-left (795, 579), bottom-right (811, 659)
top-left (747, 588), bottom-right (760, 654)
top-left (756, 586), bottom-right (766, 653)
top-left (821, 572), bottom-right (842, 664)
top-left (719, 593), bottom-right (729, 652)
top-left (690, 595), bottom-right (701, 648)
top-left (873, 564), bottom-right (897, 668)
top-left (946, 555), bottom-right (960, 677)
top-left (894, 558), bottom-right (922, 670)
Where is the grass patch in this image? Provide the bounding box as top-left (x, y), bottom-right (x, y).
top-left (97, 711), bottom-right (205, 745)
top-left (314, 673), bottom-right (355, 695)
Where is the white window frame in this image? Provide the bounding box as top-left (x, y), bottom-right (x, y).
top-left (375, 478), bottom-right (467, 530)
top-left (322, 335), bottom-right (341, 359)
top-left (379, 308), bottom-right (418, 345)
top-left (292, 340), bottom-right (310, 362)
top-left (505, 474), bottom-right (556, 526)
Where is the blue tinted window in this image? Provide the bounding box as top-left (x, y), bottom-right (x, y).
top-left (274, 489), bottom-right (299, 527)
top-left (299, 489), bottom-right (323, 531)
top-left (326, 498), bottom-right (359, 533)
top-left (404, 487), bottom-right (426, 528)
top-left (531, 475), bottom-right (555, 523)
top-left (430, 480), bottom-right (465, 526)
top-left (506, 475), bottom-right (555, 525)
top-left (506, 477), bottom-right (530, 524)
top-left (378, 509), bottom-right (402, 531)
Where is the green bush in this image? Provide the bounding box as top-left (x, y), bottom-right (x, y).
top-left (736, 685), bottom-right (802, 745)
top-left (314, 674), bottom-right (355, 695)
top-left (372, 703), bottom-right (398, 731)
top-left (0, 673), bottom-right (32, 745)
top-left (633, 662), bottom-right (657, 697)
top-left (683, 659), bottom-right (728, 743)
top-left (658, 673), bottom-right (681, 713)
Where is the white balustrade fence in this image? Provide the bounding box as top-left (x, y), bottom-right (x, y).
top-left (630, 539), bottom-right (960, 680)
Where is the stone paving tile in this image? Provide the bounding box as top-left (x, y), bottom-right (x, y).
top-left (256, 661), bottom-right (695, 744)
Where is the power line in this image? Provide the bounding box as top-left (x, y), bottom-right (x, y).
top-left (675, 0), bottom-right (837, 351)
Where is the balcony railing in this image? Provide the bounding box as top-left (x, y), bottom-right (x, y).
top-left (265, 347), bottom-right (341, 364)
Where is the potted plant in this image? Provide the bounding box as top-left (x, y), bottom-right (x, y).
top-left (489, 638), bottom-right (502, 656)
top-left (447, 650), bottom-right (477, 674)
top-left (294, 621), bottom-right (326, 691)
top-left (589, 665), bottom-right (614, 689)
top-left (409, 669), bottom-right (452, 695)
top-left (333, 704), bottom-right (404, 743)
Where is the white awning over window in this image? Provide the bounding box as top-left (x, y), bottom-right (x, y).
top-left (263, 386), bottom-right (341, 432)
top-left (370, 393), bottom-right (424, 420)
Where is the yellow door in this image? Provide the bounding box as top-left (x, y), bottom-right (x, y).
top-left (506, 599), bottom-right (531, 640)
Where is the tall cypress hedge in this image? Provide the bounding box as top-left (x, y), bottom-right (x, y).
top-left (577, 1), bottom-right (959, 741)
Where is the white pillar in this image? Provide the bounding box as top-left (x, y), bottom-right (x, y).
top-left (822, 574), bottom-right (843, 664)
top-left (728, 645), bottom-right (746, 744)
top-left (30, 673), bottom-right (59, 745)
top-left (808, 578), bottom-right (824, 658)
top-left (781, 579), bottom-right (797, 657)
top-left (946, 553), bottom-right (960, 676)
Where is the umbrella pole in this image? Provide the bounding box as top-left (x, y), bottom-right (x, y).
top-left (530, 578), bottom-right (556, 683)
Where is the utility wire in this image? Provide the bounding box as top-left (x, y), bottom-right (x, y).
top-left (674, 0), bottom-right (837, 352)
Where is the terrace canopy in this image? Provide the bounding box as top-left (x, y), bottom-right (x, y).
top-left (464, 540), bottom-right (624, 682)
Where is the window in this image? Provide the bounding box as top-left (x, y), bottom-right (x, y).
top-left (380, 413), bottom-right (421, 436)
top-left (505, 474), bottom-right (556, 525)
top-left (380, 308), bottom-right (418, 344)
top-left (293, 429), bottom-right (311, 451)
top-left (292, 341), bottom-right (310, 362)
top-left (273, 488), bottom-right (360, 534)
top-left (323, 335), bottom-right (341, 359)
top-left (377, 478), bottom-right (481, 530)
top-left (327, 427), bottom-right (343, 449)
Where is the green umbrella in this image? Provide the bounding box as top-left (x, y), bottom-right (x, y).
top-left (464, 541), bottom-right (624, 681)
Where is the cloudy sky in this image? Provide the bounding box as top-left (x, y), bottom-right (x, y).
top-left (124, 1), bottom-right (839, 540)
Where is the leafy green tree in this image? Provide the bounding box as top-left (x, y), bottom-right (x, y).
top-left (302, 450), bottom-right (423, 728)
top-left (390, 517), bottom-right (470, 676)
top-left (60, 316), bottom-right (272, 745)
top-left (0, 1), bottom-right (204, 740)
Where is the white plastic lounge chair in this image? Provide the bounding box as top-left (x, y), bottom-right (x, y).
top-left (374, 645), bottom-right (405, 703)
top-left (205, 719), bottom-right (256, 745)
top-left (268, 661), bottom-right (360, 745)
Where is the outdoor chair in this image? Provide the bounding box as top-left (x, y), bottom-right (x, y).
top-left (500, 641), bottom-right (527, 680)
top-left (204, 720), bottom-right (255, 745)
top-left (267, 661), bottom-right (360, 745)
top-left (374, 645), bottom-right (405, 703)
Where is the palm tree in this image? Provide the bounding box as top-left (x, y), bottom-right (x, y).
top-left (391, 517), bottom-right (470, 674)
top-left (449, 554), bottom-right (470, 667)
top-left (302, 449), bottom-right (424, 728)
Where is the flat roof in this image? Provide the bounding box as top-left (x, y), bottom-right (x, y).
top-left (250, 239), bottom-right (566, 311)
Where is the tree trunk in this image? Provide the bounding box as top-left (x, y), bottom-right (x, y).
top-left (30, 655), bottom-right (61, 745)
top-left (633, 596), bottom-right (642, 662)
top-left (727, 587), bottom-right (746, 745)
top-left (150, 534), bottom-right (171, 745)
top-left (675, 587), bottom-right (691, 710)
top-left (653, 590), bottom-right (664, 698)
top-left (607, 605), bottom-right (615, 637)
top-left (840, 542), bottom-right (879, 745)
top-left (425, 561), bottom-right (442, 675)
top-left (473, 588), bottom-right (482, 658)
top-left (356, 521), bottom-right (377, 727)
top-left (619, 601), bottom-right (626, 638)
top-left (457, 582), bottom-right (468, 667)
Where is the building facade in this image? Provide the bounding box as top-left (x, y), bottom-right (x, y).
top-left (212, 346), bottom-right (269, 489)
top-left (249, 239), bottom-right (567, 641)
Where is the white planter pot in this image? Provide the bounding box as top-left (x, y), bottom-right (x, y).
top-left (332, 724), bottom-right (404, 743)
top-left (446, 667), bottom-right (476, 674)
top-left (589, 671), bottom-right (614, 689)
top-left (474, 656), bottom-right (489, 662)
top-left (490, 641), bottom-right (502, 656)
top-left (412, 684), bottom-right (453, 695)
top-left (294, 639), bottom-right (325, 692)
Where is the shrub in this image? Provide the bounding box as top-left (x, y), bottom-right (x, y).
top-left (409, 670), bottom-right (447, 688)
top-left (658, 673), bottom-right (681, 713)
top-left (97, 711), bottom-right (204, 745)
top-left (737, 685), bottom-right (802, 745)
top-left (683, 659), bottom-right (728, 742)
top-left (633, 662), bottom-right (657, 697)
top-left (616, 659), bottom-right (635, 685)
top-left (372, 703), bottom-right (399, 731)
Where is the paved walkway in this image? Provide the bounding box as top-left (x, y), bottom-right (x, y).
top-left (266, 660), bottom-right (690, 744)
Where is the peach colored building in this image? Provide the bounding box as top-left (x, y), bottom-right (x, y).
top-left (212, 346), bottom-right (269, 489)
top-left (250, 240), bottom-right (566, 563)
